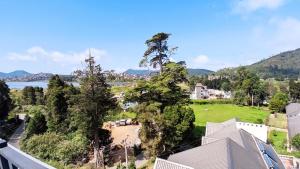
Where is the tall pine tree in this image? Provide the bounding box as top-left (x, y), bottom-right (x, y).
top-left (75, 53), bottom-right (116, 168)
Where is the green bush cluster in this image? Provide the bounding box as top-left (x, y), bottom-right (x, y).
top-left (292, 134), bottom-right (300, 150)
top-left (21, 132), bottom-right (88, 164)
top-left (192, 99), bottom-right (233, 105)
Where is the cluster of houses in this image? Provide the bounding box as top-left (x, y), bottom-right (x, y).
top-left (190, 83), bottom-right (231, 100)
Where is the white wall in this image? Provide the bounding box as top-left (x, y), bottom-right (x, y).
top-left (236, 122), bottom-right (268, 142)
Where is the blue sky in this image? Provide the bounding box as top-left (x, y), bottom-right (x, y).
top-left (1, 0), bottom-right (300, 74)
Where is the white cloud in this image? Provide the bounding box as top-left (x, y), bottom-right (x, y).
top-left (233, 0), bottom-right (285, 13)
top-left (193, 55), bottom-right (209, 64)
top-left (7, 47), bottom-right (107, 64)
top-left (250, 17), bottom-right (300, 53)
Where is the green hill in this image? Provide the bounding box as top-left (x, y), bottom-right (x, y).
top-left (217, 48), bottom-right (300, 79)
top-left (124, 68), bottom-right (213, 76)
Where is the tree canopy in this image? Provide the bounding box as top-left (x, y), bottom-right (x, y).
top-left (139, 32), bottom-right (177, 72)
top-left (0, 80), bottom-right (12, 120)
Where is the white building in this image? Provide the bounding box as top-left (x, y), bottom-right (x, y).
top-left (190, 83), bottom-right (231, 100)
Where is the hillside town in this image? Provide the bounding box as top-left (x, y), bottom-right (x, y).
top-left (2, 1), bottom-right (300, 169)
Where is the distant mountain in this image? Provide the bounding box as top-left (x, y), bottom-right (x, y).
top-left (248, 48), bottom-right (300, 78)
top-left (217, 48), bottom-right (300, 79)
top-left (124, 69), bottom-right (154, 76)
top-left (0, 70), bottom-right (32, 78)
top-left (124, 68), bottom-right (214, 76)
top-left (0, 70), bottom-right (74, 82)
top-left (187, 68), bottom-right (214, 76)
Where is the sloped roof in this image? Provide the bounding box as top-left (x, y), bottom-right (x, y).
top-left (286, 103), bottom-right (300, 116)
top-left (286, 103), bottom-right (300, 138)
top-left (168, 138), bottom-right (266, 169)
top-left (154, 158), bottom-right (193, 169)
top-left (158, 119), bottom-right (285, 169)
top-left (288, 115), bottom-right (300, 138)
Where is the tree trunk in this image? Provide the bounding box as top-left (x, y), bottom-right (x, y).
top-left (94, 132), bottom-right (102, 168)
top-left (251, 94), bottom-right (254, 107)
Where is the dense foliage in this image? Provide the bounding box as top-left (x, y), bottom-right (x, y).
top-left (188, 75), bottom-right (231, 91)
top-left (292, 134), bottom-right (300, 150)
top-left (126, 62), bottom-right (195, 156)
top-left (22, 86), bottom-right (44, 105)
top-left (269, 92), bottom-right (289, 113)
top-left (289, 79), bottom-right (300, 101)
top-left (21, 132), bottom-right (88, 164)
top-left (74, 55), bottom-right (117, 168)
top-left (0, 80), bottom-right (12, 120)
top-left (232, 67), bottom-right (267, 106)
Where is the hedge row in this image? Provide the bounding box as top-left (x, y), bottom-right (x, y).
top-left (191, 99), bottom-right (233, 105)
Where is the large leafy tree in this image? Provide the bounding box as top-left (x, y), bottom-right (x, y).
top-left (0, 80), bottom-right (12, 120)
top-left (125, 62), bottom-right (195, 156)
top-left (139, 32), bottom-right (177, 72)
top-left (269, 92), bottom-right (289, 113)
top-left (233, 67), bottom-right (266, 106)
top-left (75, 54), bottom-right (116, 168)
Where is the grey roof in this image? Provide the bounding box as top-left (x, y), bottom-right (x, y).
top-left (154, 158), bottom-right (193, 169)
top-left (286, 103), bottom-right (300, 116)
top-left (168, 138), bottom-right (266, 169)
top-left (286, 103), bottom-right (300, 138)
top-left (287, 114), bottom-right (300, 138)
top-left (0, 143), bottom-right (55, 169)
top-left (158, 119), bottom-right (285, 169)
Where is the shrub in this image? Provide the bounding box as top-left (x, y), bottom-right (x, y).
top-left (25, 111), bottom-right (47, 138)
top-left (192, 99), bottom-right (233, 105)
top-left (292, 134), bottom-right (300, 150)
top-left (21, 132), bottom-right (64, 160)
top-left (269, 92), bottom-right (288, 113)
top-left (21, 132), bottom-right (88, 164)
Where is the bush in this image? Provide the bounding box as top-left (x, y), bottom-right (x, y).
top-left (292, 134), bottom-right (300, 150)
top-left (269, 92), bottom-right (288, 113)
top-left (25, 111), bottom-right (47, 138)
top-left (192, 99), bottom-right (233, 105)
top-left (21, 132), bottom-right (88, 164)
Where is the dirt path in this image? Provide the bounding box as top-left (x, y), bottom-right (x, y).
top-left (8, 114), bottom-right (26, 149)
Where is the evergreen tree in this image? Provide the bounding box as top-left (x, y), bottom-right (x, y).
top-left (125, 62), bottom-right (195, 156)
top-left (22, 86), bottom-right (36, 105)
top-left (0, 80), bottom-right (12, 120)
top-left (34, 87), bottom-right (44, 105)
top-left (139, 32), bottom-right (177, 72)
top-left (45, 75), bottom-right (68, 133)
top-left (74, 54), bottom-right (116, 168)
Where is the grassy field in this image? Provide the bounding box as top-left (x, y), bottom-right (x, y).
top-left (190, 104), bottom-right (270, 137)
top-left (267, 113), bottom-right (287, 129)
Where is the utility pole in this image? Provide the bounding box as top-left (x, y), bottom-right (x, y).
top-left (122, 135), bottom-right (129, 169)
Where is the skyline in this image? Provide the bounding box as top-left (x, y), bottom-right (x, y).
top-left (1, 0), bottom-right (300, 74)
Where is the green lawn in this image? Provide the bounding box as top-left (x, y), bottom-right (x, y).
top-left (190, 104), bottom-right (270, 137)
top-left (268, 130), bottom-right (287, 154)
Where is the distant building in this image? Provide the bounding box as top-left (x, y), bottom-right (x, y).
top-left (286, 103), bottom-right (300, 150)
top-left (154, 119), bottom-right (284, 169)
top-left (0, 138), bottom-right (55, 169)
top-left (190, 83), bottom-right (231, 100)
